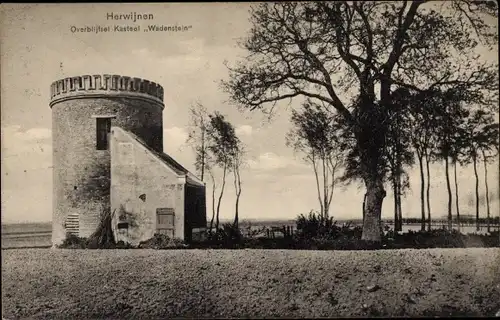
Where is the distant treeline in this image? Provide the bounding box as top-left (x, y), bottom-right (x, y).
top-left (213, 217), bottom-right (500, 229)
top-left (391, 217), bottom-right (500, 225)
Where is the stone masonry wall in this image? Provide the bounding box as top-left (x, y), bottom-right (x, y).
top-left (50, 75), bottom-right (164, 246)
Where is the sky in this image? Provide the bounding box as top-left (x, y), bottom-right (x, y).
top-left (1, 3), bottom-right (499, 224)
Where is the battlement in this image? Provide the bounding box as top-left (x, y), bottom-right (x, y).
top-left (49, 74), bottom-right (164, 107)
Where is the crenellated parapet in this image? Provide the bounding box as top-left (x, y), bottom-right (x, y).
top-left (49, 74), bottom-right (164, 108)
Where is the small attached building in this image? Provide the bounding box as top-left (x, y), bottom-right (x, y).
top-left (110, 126), bottom-right (206, 246)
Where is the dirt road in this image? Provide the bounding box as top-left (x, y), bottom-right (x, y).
top-left (2, 248), bottom-right (499, 318)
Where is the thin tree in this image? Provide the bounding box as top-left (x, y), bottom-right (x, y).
top-left (386, 88), bottom-right (414, 232)
top-left (425, 148), bottom-right (433, 230)
top-left (187, 102), bottom-right (210, 181)
top-left (287, 101), bottom-right (344, 219)
top-left (186, 102), bottom-right (217, 232)
top-left (478, 121), bottom-right (499, 232)
top-left (482, 149), bottom-right (490, 232)
top-left (207, 165), bottom-right (217, 233)
top-left (206, 111), bottom-right (240, 232)
top-left (461, 110), bottom-right (497, 231)
top-left (435, 93), bottom-right (469, 231)
top-left (222, 2), bottom-right (497, 242)
top-left (450, 125), bottom-right (467, 232)
top-left (409, 90), bottom-right (441, 231)
top-left (453, 156), bottom-right (461, 230)
top-left (232, 141), bottom-right (245, 229)
top-left (416, 137), bottom-right (428, 231)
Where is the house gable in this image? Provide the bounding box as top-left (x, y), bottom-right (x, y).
top-left (111, 127), bottom-right (204, 186)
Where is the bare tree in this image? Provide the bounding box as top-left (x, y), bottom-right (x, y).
top-left (207, 165), bottom-right (217, 233)
top-left (206, 111), bottom-right (241, 232)
top-left (186, 102), bottom-right (217, 232)
top-left (453, 157), bottom-right (461, 231)
top-left (232, 144), bottom-right (245, 228)
top-left (461, 110), bottom-right (498, 231)
top-left (286, 101), bottom-right (344, 219)
top-left (425, 148), bottom-right (433, 230)
top-left (386, 88), bottom-right (414, 232)
top-left (478, 122), bottom-right (499, 232)
top-left (434, 91), bottom-right (470, 231)
top-left (187, 102), bottom-right (210, 181)
top-left (409, 91), bottom-right (442, 231)
top-left (222, 2), bottom-right (498, 241)
top-left (449, 119), bottom-right (470, 232)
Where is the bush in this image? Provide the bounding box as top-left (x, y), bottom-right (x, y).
top-left (58, 233), bottom-right (135, 249)
top-left (381, 228), bottom-right (499, 249)
top-left (58, 233), bottom-right (88, 249)
top-left (200, 223), bottom-right (244, 248)
top-left (138, 233), bottom-right (188, 249)
top-left (296, 210), bottom-right (335, 239)
top-left (295, 210), bottom-right (363, 241)
top-left (115, 240), bottom-right (135, 249)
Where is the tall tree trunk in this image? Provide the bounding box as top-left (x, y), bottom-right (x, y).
top-left (445, 156), bottom-right (453, 230)
top-left (322, 157), bottom-right (328, 219)
top-left (454, 161), bottom-right (460, 232)
top-left (398, 182), bottom-right (403, 231)
top-left (392, 175), bottom-right (399, 232)
top-left (482, 152), bottom-right (491, 233)
top-left (397, 173), bottom-right (403, 232)
top-left (216, 163), bottom-right (228, 232)
top-left (362, 193), bottom-right (367, 223)
top-left (358, 101), bottom-right (386, 242)
top-left (473, 155), bottom-right (480, 231)
top-left (425, 152), bottom-right (432, 231)
top-left (311, 154), bottom-right (324, 217)
top-left (233, 165), bottom-right (242, 229)
top-left (361, 177), bottom-right (386, 242)
top-left (395, 107), bottom-right (402, 232)
top-left (418, 155), bottom-right (426, 231)
top-left (398, 192), bottom-right (403, 231)
top-left (208, 169), bottom-right (216, 233)
top-left (327, 158), bottom-right (336, 218)
top-left (200, 129), bottom-right (205, 181)
top-left (233, 169), bottom-right (239, 228)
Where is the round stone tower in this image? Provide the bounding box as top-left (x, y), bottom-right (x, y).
top-left (49, 74), bottom-right (164, 246)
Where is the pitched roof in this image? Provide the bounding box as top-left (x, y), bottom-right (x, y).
top-left (123, 129), bottom-right (197, 178)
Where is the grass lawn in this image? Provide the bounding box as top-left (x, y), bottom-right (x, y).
top-left (2, 248), bottom-right (500, 318)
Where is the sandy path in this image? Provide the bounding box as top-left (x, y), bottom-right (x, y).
top-left (2, 248), bottom-right (500, 318)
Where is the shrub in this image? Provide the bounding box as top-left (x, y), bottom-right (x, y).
top-left (383, 228), bottom-right (499, 249)
top-left (115, 240), bottom-right (135, 249)
top-left (244, 225), bottom-right (268, 239)
top-left (204, 223), bottom-right (244, 248)
top-left (58, 233), bottom-right (134, 249)
top-left (295, 210), bottom-right (362, 240)
top-left (296, 210), bottom-right (334, 239)
top-left (138, 233), bottom-right (188, 249)
top-left (58, 233), bottom-right (88, 249)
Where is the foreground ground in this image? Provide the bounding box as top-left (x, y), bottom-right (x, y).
top-left (2, 248), bottom-right (500, 319)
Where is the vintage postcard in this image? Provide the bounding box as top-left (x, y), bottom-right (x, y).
top-left (1, 2), bottom-right (499, 319)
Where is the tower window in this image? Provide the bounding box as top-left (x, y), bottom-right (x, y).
top-left (96, 117), bottom-right (111, 150)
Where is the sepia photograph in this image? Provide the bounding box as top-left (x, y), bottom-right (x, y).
top-left (1, 2), bottom-right (499, 318)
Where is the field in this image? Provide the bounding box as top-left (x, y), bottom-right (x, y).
top-left (1, 223), bottom-right (52, 249)
top-left (2, 248), bottom-right (500, 318)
